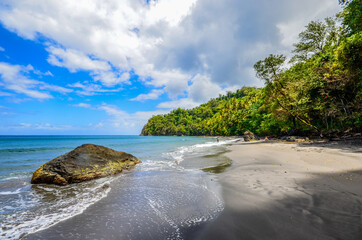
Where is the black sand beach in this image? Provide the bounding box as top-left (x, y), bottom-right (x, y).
top-left (24, 140), bottom-right (362, 240)
top-left (23, 144), bottom-right (228, 240)
top-left (196, 140), bottom-right (362, 240)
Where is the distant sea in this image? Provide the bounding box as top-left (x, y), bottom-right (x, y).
top-left (0, 135), bottom-right (236, 239)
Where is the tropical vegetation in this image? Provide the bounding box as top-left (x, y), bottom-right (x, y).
top-left (141, 0), bottom-right (361, 137)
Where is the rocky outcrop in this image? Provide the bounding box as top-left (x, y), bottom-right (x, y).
top-left (243, 130), bottom-right (256, 141)
top-left (31, 144), bottom-right (141, 185)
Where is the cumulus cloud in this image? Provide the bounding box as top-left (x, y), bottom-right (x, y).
top-left (131, 89), bottom-right (164, 101)
top-left (47, 46), bottom-right (129, 86)
top-left (0, 0), bottom-right (341, 104)
top-left (157, 74), bottom-right (226, 109)
top-left (276, 0), bottom-right (340, 50)
top-left (47, 46), bottom-right (110, 72)
top-left (146, 0), bottom-right (197, 27)
top-left (144, 69), bottom-right (191, 99)
top-left (188, 74), bottom-right (222, 102)
top-left (0, 62), bottom-right (72, 99)
top-left (149, 0), bottom-right (341, 88)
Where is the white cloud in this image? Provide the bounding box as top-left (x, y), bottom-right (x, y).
top-left (0, 46), bottom-right (4, 51)
top-left (68, 102), bottom-right (170, 133)
top-left (157, 74), bottom-right (226, 109)
top-left (146, 0), bottom-right (197, 27)
top-left (47, 46), bottom-right (129, 86)
top-left (0, 91), bottom-right (13, 96)
top-left (92, 71), bottom-right (129, 87)
top-left (96, 103), bottom-right (169, 134)
top-left (150, 70), bottom-right (190, 99)
top-left (131, 89), bottom-right (164, 101)
top-left (16, 122), bottom-right (72, 130)
top-left (1, 111), bottom-right (15, 115)
top-left (73, 103), bottom-right (92, 108)
top-left (0, 0), bottom-right (341, 105)
top-left (19, 123), bottom-right (31, 128)
top-left (87, 122), bottom-right (104, 128)
top-left (47, 46), bottom-right (110, 72)
top-left (33, 123), bottom-right (71, 130)
top-left (68, 81), bottom-right (122, 96)
top-left (277, 20), bottom-right (306, 49)
top-left (157, 98), bottom-right (199, 109)
top-left (276, 0), bottom-right (340, 50)
top-left (188, 74), bottom-right (222, 102)
top-left (44, 71), bottom-right (53, 76)
top-left (0, 62), bottom-right (72, 99)
top-left (0, 0), bottom-right (203, 100)
top-left (28, 66), bottom-right (54, 77)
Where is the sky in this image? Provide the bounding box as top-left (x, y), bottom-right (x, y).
top-left (0, 0), bottom-right (342, 135)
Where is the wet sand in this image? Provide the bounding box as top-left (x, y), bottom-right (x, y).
top-left (23, 140), bottom-right (362, 240)
top-left (196, 140), bottom-right (362, 240)
top-left (23, 146), bottom-right (227, 240)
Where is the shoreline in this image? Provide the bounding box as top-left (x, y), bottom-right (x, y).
top-left (20, 137), bottom-right (227, 240)
top-left (16, 138), bottom-right (362, 239)
top-left (195, 140), bottom-right (362, 239)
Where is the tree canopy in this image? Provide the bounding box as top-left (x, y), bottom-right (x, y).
top-left (141, 0), bottom-right (361, 137)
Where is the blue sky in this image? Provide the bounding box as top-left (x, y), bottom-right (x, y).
top-left (0, 0), bottom-right (341, 135)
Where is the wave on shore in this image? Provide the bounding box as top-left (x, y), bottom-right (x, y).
top-left (1, 136), bottom-right (237, 240)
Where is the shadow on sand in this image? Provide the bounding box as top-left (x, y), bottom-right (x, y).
top-left (197, 168), bottom-right (362, 240)
top-left (234, 138), bottom-right (362, 153)
top-left (298, 139), bottom-right (362, 154)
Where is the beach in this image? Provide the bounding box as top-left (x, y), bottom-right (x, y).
top-left (197, 140), bottom-right (362, 240)
top-left (0, 136), bottom-right (228, 239)
top-left (2, 136), bottom-right (362, 239)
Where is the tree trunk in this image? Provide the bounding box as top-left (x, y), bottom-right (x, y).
top-left (292, 117), bottom-right (297, 130)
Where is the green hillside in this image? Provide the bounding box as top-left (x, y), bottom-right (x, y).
top-left (141, 0), bottom-right (361, 137)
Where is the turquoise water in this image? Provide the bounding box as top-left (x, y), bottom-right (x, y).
top-left (0, 135), bottom-right (214, 184)
top-left (0, 135), bottom-right (235, 239)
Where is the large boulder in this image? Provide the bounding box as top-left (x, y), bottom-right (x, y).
top-left (31, 144), bottom-right (141, 185)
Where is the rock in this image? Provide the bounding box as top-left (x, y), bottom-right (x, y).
top-left (341, 135), bottom-right (352, 139)
top-left (280, 136), bottom-right (311, 142)
top-left (31, 144), bottom-right (141, 185)
top-left (243, 130), bottom-right (255, 141)
top-left (280, 136), bottom-right (297, 142)
top-left (287, 136), bottom-right (296, 142)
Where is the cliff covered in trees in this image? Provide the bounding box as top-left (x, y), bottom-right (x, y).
top-left (141, 0), bottom-right (361, 137)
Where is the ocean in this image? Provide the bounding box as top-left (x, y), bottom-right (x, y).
top-left (0, 135), bottom-right (236, 239)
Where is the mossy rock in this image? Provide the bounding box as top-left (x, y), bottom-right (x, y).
top-left (31, 144), bottom-right (141, 185)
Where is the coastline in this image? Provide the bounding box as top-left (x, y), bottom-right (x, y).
top-left (196, 139), bottom-right (362, 240)
top-left (11, 137), bottom-right (362, 239)
top-left (19, 136), bottom-right (227, 240)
